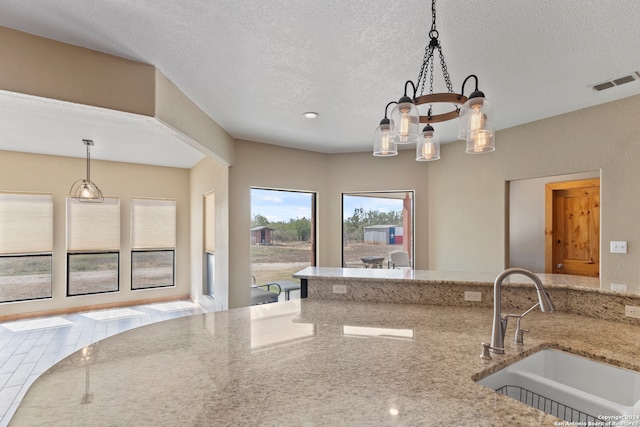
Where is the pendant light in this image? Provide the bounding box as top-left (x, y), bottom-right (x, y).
top-left (373, 0), bottom-right (495, 160)
top-left (373, 102), bottom-right (399, 156)
top-left (416, 125), bottom-right (440, 161)
top-left (390, 89), bottom-right (420, 145)
top-left (69, 139), bottom-right (104, 203)
top-left (458, 80), bottom-right (495, 153)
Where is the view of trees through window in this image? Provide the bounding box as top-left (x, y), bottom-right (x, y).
top-left (343, 192), bottom-right (413, 268)
top-left (250, 188), bottom-right (315, 293)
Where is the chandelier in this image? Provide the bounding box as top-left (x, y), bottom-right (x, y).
top-left (69, 139), bottom-right (104, 203)
top-left (373, 0), bottom-right (495, 160)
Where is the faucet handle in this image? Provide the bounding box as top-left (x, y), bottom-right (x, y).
top-left (480, 342), bottom-right (493, 360)
top-left (514, 327), bottom-right (529, 345)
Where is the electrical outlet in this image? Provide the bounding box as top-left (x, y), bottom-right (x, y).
top-left (333, 284), bottom-right (347, 294)
top-left (464, 291), bottom-right (482, 302)
top-left (625, 305), bottom-right (640, 319)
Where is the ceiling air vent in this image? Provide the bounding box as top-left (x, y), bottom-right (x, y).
top-left (591, 72), bottom-right (639, 91)
top-left (592, 81), bottom-right (615, 91)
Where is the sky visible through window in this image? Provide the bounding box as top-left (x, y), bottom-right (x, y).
top-left (251, 189), bottom-right (312, 222)
top-left (343, 195), bottom-right (403, 219)
top-left (250, 189), bottom-right (404, 223)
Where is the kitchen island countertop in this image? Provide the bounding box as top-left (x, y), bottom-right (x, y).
top-left (11, 298), bottom-right (640, 426)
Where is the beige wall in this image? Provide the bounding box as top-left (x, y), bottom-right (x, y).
top-left (190, 155), bottom-right (230, 310)
top-left (155, 71), bottom-right (235, 166)
top-left (428, 94), bottom-right (640, 286)
top-left (0, 150), bottom-right (191, 317)
top-left (0, 26), bottom-right (155, 116)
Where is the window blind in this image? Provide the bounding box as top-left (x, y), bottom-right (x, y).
top-left (131, 198), bottom-right (176, 249)
top-left (67, 197), bottom-right (120, 251)
top-left (0, 192), bottom-right (53, 255)
top-left (204, 192), bottom-right (215, 253)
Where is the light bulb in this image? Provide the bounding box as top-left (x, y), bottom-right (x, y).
top-left (422, 140), bottom-right (435, 159)
top-left (469, 106), bottom-right (484, 132)
top-left (399, 109), bottom-right (411, 142)
top-left (80, 184), bottom-right (93, 199)
top-left (381, 130), bottom-right (391, 154)
top-left (472, 130), bottom-right (490, 152)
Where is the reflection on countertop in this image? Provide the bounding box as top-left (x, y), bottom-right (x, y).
top-left (11, 299), bottom-right (640, 426)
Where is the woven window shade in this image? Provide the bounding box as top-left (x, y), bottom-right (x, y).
top-left (204, 192), bottom-right (215, 253)
top-left (0, 192), bottom-right (53, 255)
top-left (67, 196), bottom-right (120, 251)
top-left (131, 198), bottom-right (176, 249)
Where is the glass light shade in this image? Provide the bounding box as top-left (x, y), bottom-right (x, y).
top-left (458, 96), bottom-right (494, 141)
top-left (373, 123), bottom-right (398, 157)
top-left (416, 128), bottom-right (440, 161)
top-left (390, 100), bottom-right (419, 144)
top-left (466, 129), bottom-right (495, 153)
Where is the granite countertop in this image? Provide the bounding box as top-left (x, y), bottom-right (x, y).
top-left (293, 267), bottom-right (640, 294)
top-left (11, 299), bottom-right (640, 426)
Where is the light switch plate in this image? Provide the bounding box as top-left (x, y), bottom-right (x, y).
top-left (610, 241), bottom-right (628, 254)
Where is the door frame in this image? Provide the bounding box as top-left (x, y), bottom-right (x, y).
top-left (544, 178), bottom-right (600, 275)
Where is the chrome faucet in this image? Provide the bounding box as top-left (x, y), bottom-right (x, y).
top-left (487, 268), bottom-right (555, 355)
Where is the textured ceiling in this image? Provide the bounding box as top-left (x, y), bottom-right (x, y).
top-left (0, 0), bottom-right (639, 167)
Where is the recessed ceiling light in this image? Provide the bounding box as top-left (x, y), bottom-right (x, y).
top-left (303, 112), bottom-right (319, 119)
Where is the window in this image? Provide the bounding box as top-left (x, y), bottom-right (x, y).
top-left (204, 192), bottom-right (215, 296)
top-left (131, 198), bottom-right (176, 290)
top-left (342, 191), bottom-right (414, 268)
top-left (0, 192), bottom-right (53, 303)
top-left (67, 197), bottom-right (120, 296)
top-left (250, 188), bottom-right (316, 296)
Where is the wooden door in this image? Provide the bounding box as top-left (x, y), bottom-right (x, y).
top-left (545, 179), bottom-right (600, 277)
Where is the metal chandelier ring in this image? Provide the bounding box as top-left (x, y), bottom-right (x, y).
top-left (413, 92), bottom-right (468, 124)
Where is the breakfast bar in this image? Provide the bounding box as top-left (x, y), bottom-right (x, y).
top-left (294, 267), bottom-right (640, 324)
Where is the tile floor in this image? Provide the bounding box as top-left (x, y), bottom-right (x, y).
top-left (0, 300), bottom-right (207, 427)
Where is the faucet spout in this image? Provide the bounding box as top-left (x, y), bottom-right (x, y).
top-left (489, 268), bottom-right (554, 354)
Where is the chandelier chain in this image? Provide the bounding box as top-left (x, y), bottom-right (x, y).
top-left (418, 44), bottom-right (432, 94)
top-left (429, 55), bottom-right (434, 95)
top-left (416, 0), bottom-right (455, 98)
top-left (437, 45), bottom-right (455, 94)
top-left (431, 0), bottom-right (437, 33)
